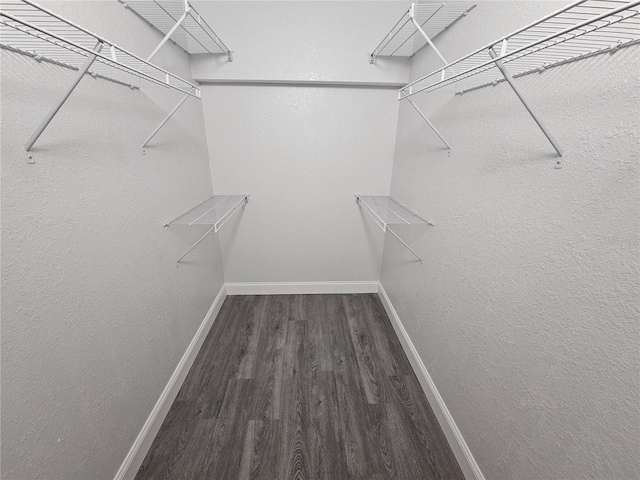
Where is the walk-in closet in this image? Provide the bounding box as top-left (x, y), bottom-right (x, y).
top-left (2, 1), bottom-right (638, 479)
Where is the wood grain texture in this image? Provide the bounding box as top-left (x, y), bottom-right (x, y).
top-left (136, 294), bottom-right (464, 480)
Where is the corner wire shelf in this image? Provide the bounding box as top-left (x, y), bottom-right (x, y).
top-left (356, 195), bottom-right (432, 265)
top-left (398, 0), bottom-right (640, 167)
top-left (0, 0), bottom-right (202, 162)
top-left (370, 2), bottom-right (477, 63)
top-left (164, 194), bottom-right (249, 263)
top-left (370, 2), bottom-right (476, 154)
top-left (120, 0), bottom-right (232, 61)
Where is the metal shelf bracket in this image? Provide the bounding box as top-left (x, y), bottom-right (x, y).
top-left (23, 40), bottom-right (103, 163)
top-left (488, 47), bottom-right (564, 167)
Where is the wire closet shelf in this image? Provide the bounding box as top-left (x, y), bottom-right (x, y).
top-left (0, 0), bottom-right (200, 95)
top-left (120, 0), bottom-right (232, 60)
top-left (165, 195), bottom-right (249, 263)
top-left (370, 2), bottom-right (477, 63)
top-left (399, 0), bottom-right (640, 98)
top-left (356, 195), bottom-right (431, 264)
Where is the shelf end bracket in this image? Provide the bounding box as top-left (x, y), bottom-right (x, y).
top-left (488, 47), bottom-right (563, 167)
top-left (142, 87), bottom-right (195, 148)
top-left (24, 40), bottom-right (104, 163)
top-left (387, 226), bottom-right (423, 265)
top-left (408, 100), bottom-right (452, 152)
top-left (146, 2), bottom-right (190, 63)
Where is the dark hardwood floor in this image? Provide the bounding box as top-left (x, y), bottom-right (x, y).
top-left (136, 294), bottom-right (464, 480)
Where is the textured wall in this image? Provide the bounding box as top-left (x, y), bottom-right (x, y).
top-left (197, 1), bottom-right (405, 283)
top-left (190, 1), bottom-right (410, 85)
top-left (380, 2), bottom-right (640, 479)
top-left (202, 84), bottom-right (398, 283)
top-left (1, 2), bottom-right (223, 479)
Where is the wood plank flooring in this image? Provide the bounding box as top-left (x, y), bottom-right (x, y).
top-left (136, 294), bottom-right (464, 480)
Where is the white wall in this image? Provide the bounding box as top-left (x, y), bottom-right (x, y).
top-left (381, 2), bottom-right (640, 479)
top-left (196, 1), bottom-right (407, 283)
top-left (1, 2), bottom-right (222, 479)
top-left (190, 0), bottom-right (410, 86)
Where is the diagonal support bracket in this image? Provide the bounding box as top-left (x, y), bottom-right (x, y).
top-left (488, 47), bottom-right (564, 168)
top-left (142, 87), bottom-right (195, 148)
top-left (146, 0), bottom-right (189, 62)
top-left (408, 100), bottom-right (452, 152)
top-left (407, 4), bottom-right (452, 152)
top-left (23, 40), bottom-right (104, 163)
top-left (409, 3), bottom-right (450, 81)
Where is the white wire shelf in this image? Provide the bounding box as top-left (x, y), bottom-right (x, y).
top-left (400, 0), bottom-right (640, 98)
top-left (0, 0), bottom-right (200, 95)
top-left (356, 195), bottom-right (431, 264)
top-left (165, 195), bottom-right (249, 263)
top-left (370, 2), bottom-right (476, 63)
top-left (356, 195), bottom-right (429, 231)
top-left (165, 195), bottom-right (249, 231)
top-left (121, 0), bottom-right (232, 60)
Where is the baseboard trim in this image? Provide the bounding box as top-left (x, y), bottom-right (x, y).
top-left (377, 284), bottom-right (485, 480)
top-left (113, 284), bottom-right (228, 480)
top-left (225, 281), bottom-right (379, 295)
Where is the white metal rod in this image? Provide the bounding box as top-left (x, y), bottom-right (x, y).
top-left (408, 100), bottom-right (452, 150)
top-left (176, 226), bottom-right (215, 263)
top-left (146, 10), bottom-right (188, 62)
top-left (24, 40), bottom-right (103, 153)
top-left (410, 13), bottom-right (449, 67)
top-left (142, 89), bottom-right (193, 147)
top-left (387, 227), bottom-right (423, 264)
top-left (488, 48), bottom-right (563, 158)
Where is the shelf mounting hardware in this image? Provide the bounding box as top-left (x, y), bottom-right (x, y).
top-left (142, 86), bottom-right (198, 148)
top-left (488, 46), bottom-right (564, 166)
top-left (23, 39), bottom-right (104, 164)
top-left (146, 0), bottom-right (190, 62)
top-left (356, 195), bottom-right (432, 265)
top-left (406, 3), bottom-right (454, 152)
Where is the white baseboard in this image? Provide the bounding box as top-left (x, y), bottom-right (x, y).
top-left (377, 284), bottom-right (485, 480)
top-left (225, 281), bottom-right (379, 295)
top-left (113, 285), bottom-right (228, 480)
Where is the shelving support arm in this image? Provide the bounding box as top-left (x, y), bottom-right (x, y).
top-left (408, 100), bottom-right (451, 151)
top-left (24, 40), bottom-right (104, 163)
top-left (176, 225), bottom-right (215, 263)
top-left (142, 87), bottom-right (195, 148)
top-left (387, 227), bottom-right (423, 265)
top-left (488, 47), bottom-right (564, 166)
top-left (406, 4), bottom-right (452, 151)
top-left (146, 0), bottom-right (189, 62)
top-left (410, 4), bottom-right (449, 79)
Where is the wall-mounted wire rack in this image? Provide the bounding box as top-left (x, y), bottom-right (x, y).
top-left (120, 0), bottom-right (232, 61)
top-left (164, 195), bottom-right (249, 263)
top-left (370, 2), bottom-right (476, 154)
top-left (398, 0), bottom-right (640, 166)
top-left (0, 0), bottom-right (202, 162)
top-left (356, 195), bottom-right (432, 265)
top-left (370, 2), bottom-right (477, 64)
